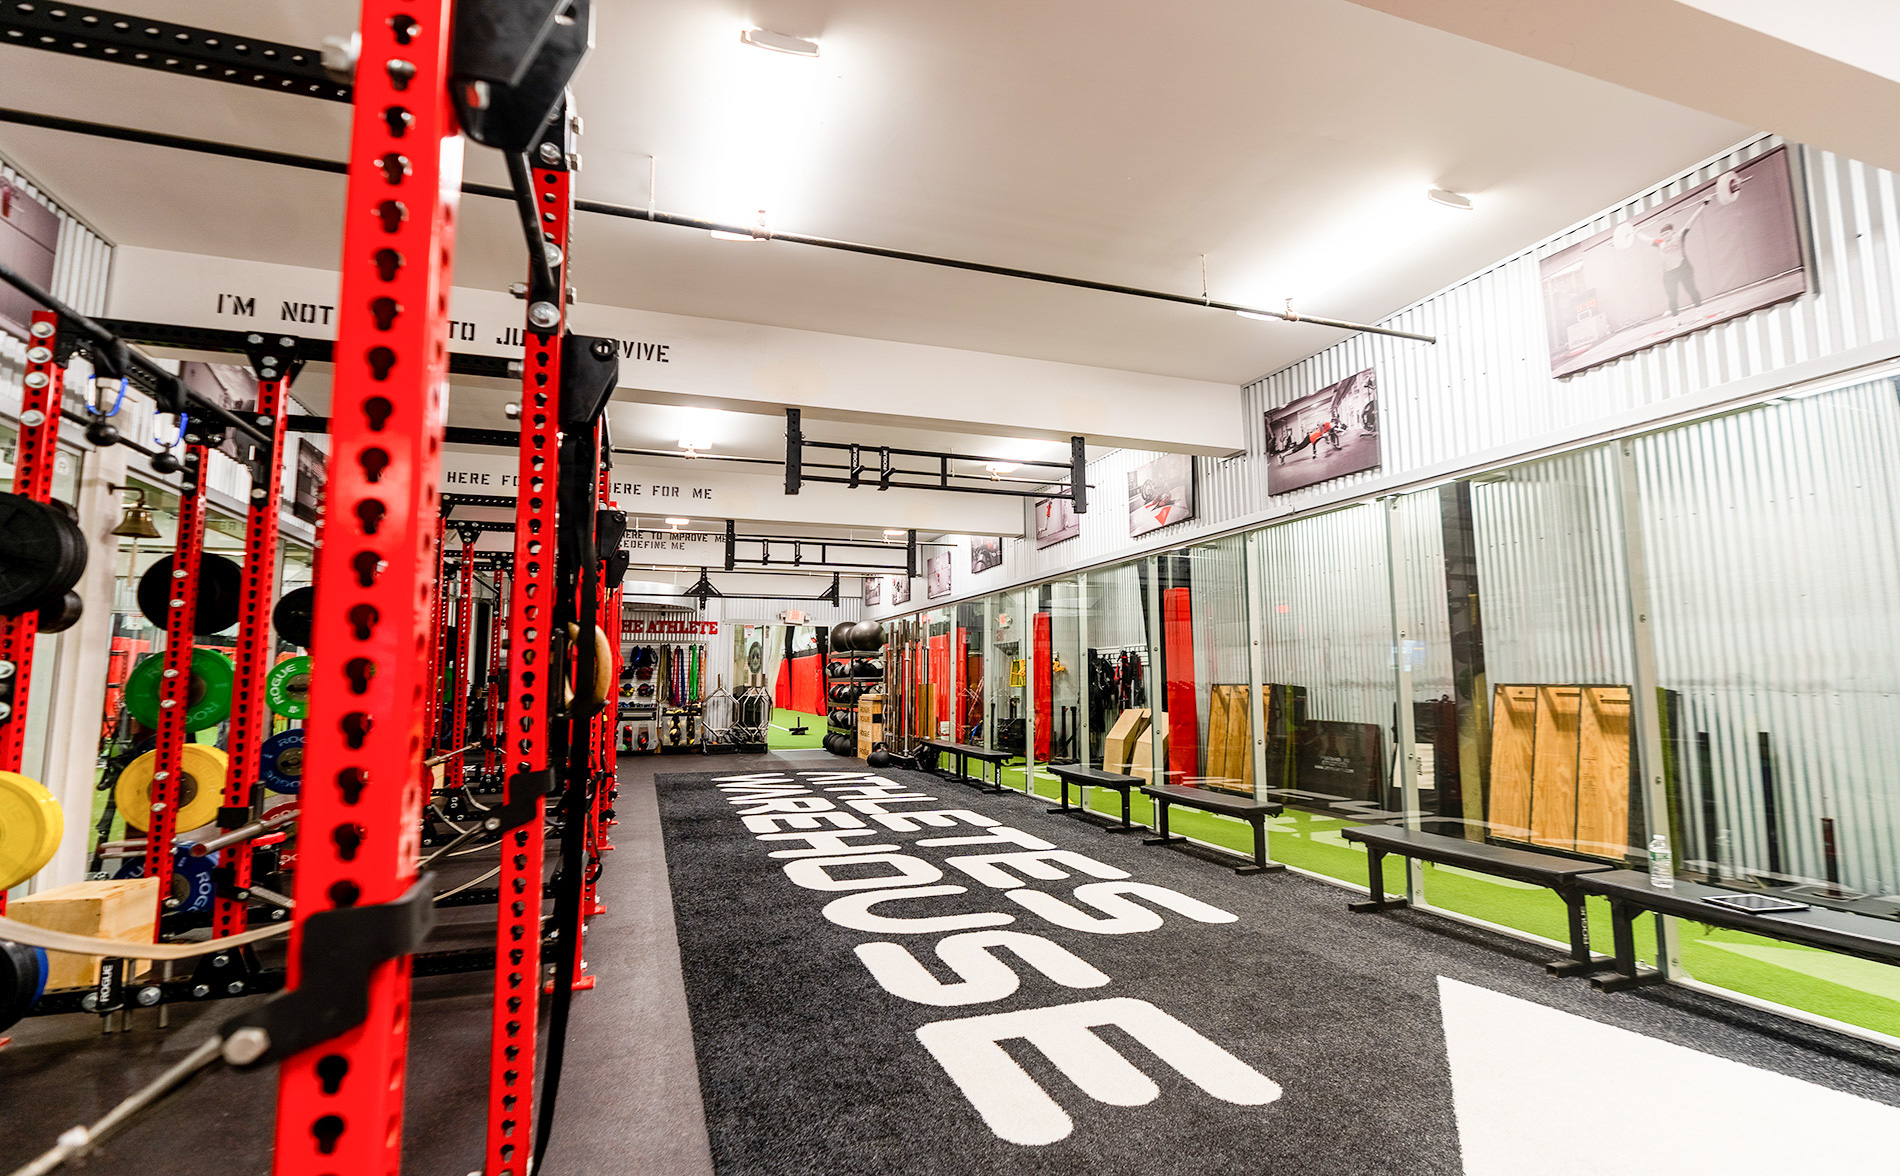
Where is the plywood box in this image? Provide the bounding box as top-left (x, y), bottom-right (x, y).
top-left (1488, 686), bottom-right (1539, 842)
top-left (1100, 708), bottom-right (1149, 775)
top-left (9, 877), bottom-right (158, 990)
top-left (1129, 712), bottom-right (1170, 784)
top-left (1529, 686), bottom-right (1583, 850)
top-left (857, 694), bottom-right (885, 757)
top-left (1574, 687), bottom-right (1632, 858)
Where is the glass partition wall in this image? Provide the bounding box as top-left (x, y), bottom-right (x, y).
top-left (879, 375), bottom-right (1900, 1039)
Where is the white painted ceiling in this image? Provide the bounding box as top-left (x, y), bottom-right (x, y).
top-left (0, 0), bottom-right (1752, 398)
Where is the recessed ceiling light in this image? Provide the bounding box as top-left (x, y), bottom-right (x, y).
top-left (1427, 188), bottom-right (1474, 211)
top-left (741, 28), bottom-right (819, 57)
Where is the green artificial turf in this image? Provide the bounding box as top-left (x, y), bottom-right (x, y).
top-left (990, 761), bottom-right (1900, 1040)
top-left (769, 709), bottom-right (827, 750)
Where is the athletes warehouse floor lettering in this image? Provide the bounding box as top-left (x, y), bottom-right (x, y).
top-left (656, 766), bottom-right (1900, 1176)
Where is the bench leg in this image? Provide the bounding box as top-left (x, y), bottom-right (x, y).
top-left (1233, 817), bottom-right (1285, 875)
top-left (1142, 800), bottom-right (1185, 845)
top-left (1046, 781), bottom-right (1071, 814)
top-left (1546, 892), bottom-right (1612, 977)
top-left (1590, 899), bottom-right (1665, 992)
top-left (1104, 789), bottom-right (1140, 834)
top-left (1349, 849), bottom-right (1409, 912)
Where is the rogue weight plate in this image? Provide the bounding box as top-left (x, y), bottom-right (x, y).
top-left (137, 553), bottom-right (245, 635)
top-left (265, 656), bottom-right (312, 718)
top-left (260, 729), bottom-right (305, 794)
top-left (123, 649), bottom-right (235, 731)
top-left (271, 586), bottom-right (314, 649)
top-left (114, 846), bottom-right (219, 913)
top-left (0, 771), bottom-right (64, 891)
top-left (1714, 169), bottom-right (1743, 205)
top-left (35, 590), bottom-right (83, 634)
top-left (115, 744), bottom-right (227, 834)
top-left (0, 493), bottom-right (86, 617)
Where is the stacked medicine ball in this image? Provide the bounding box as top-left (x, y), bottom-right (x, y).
top-left (822, 620), bottom-right (886, 754)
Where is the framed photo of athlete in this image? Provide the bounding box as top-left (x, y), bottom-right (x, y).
top-left (1264, 368), bottom-right (1382, 495)
top-left (1126, 453), bottom-right (1196, 538)
top-left (889, 575), bottom-right (911, 605)
top-left (925, 551), bottom-right (952, 599)
top-left (1541, 144), bottom-right (1809, 378)
top-left (970, 536), bottom-right (1003, 574)
top-left (0, 180), bottom-right (58, 342)
top-left (864, 576), bottom-right (880, 606)
top-left (1032, 494), bottom-right (1081, 548)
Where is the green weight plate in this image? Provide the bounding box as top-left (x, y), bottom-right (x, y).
top-left (122, 649), bottom-right (236, 731)
top-left (266, 656), bottom-right (313, 719)
top-left (137, 553), bottom-right (244, 636)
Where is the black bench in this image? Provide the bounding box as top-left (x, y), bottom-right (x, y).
top-left (1046, 765), bottom-right (1139, 833)
top-left (1139, 784), bottom-right (1285, 875)
top-left (919, 739), bottom-right (1010, 794)
top-left (1574, 869), bottom-right (1900, 993)
top-left (1339, 824), bottom-right (1616, 976)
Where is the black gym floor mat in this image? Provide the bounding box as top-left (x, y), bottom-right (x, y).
top-left (655, 766), bottom-right (1900, 1176)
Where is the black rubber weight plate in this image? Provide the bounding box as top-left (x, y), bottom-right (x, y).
top-left (272, 585), bottom-right (315, 649)
top-left (0, 493), bottom-right (84, 614)
top-left (138, 553), bottom-right (245, 635)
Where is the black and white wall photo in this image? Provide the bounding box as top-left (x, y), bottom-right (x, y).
top-left (970, 536), bottom-right (1002, 574)
top-left (1034, 494), bottom-right (1081, 548)
top-left (925, 550), bottom-right (951, 599)
top-left (1126, 453), bottom-right (1196, 538)
top-left (1542, 145), bottom-right (1808, 377)
top-left (1264, 368), bottom-right (1382, 495)
top-left (889, 574), bottom-right (911, 605)
top-left (864, 576), bottom-right (880, 606)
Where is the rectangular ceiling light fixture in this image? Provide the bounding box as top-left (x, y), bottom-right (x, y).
top-left (741, 28), bottom-right (819, 57)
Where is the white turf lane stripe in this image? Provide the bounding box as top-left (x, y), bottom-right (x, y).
top-left (1437, 975), bottom-right (1900, 1176)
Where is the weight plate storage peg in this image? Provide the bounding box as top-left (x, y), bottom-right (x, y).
top-left (0, 493), bottom-right (87, 617)
top-left (271, 585), bottom-right (315, 649)
top-left (114, 745), bottom-right (227, 834)
top-left (123, 649), bottom-right (236, 731)
top-left (0, 771), bottom-right (64, 891)
top-left (260, 728), bottom-right (305, 794)
top-left (137, 553), bottom-right (245, 635)
top-left (265, 655), bottom-right (313, 719)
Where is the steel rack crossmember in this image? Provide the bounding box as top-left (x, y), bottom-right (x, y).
top-left (102, 319), bottom-right (520, 381)
top-left (0, 3), bottom-right (351, 101)
top-left (784, 408), bottom-right (1090, 511)
top-left (0, 268), bottom-right (274, 449)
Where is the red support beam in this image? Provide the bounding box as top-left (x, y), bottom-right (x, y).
top-left (0, 310), bottom-right (64, 913)
top-left (485, 155), bottom-right (571, 1176)
top-left (484, 568), bottom-right (506, 779)
top-left (449, 541), bottom-right (475, 775)
top-left (214, 368), bottom-right (291, 939)
top-left (272, 0), bottom-right (462, 1170)
top-left (428, 513), bottom-right (448, 754)
top-left (143, 441), bottom-right (208, 928)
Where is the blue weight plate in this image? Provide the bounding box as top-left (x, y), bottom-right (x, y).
top-left (259, 729), bottom-right (305, 794)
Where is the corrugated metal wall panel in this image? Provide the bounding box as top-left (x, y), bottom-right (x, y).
top-left (0, 156), bottom-right (112, 424)
top-left (940, 134), bottom-right (1900, 619)
top-left (1254, 504), bottom-right (1393, 728)
top-left (1632, 379), bottom-right (1900, 894)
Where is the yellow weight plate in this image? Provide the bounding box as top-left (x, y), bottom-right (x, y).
top-left (114, 745), bottom-right (228, 834)
top-left (0, 771), bottom-right (62, 891)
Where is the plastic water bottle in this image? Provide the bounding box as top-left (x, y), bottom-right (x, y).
top-left (1647, 834), bottom-right (1674, 889)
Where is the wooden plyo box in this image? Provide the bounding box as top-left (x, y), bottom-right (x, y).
top-left (1129, 712), bottom-right (1171, 784)
top-left (857, 694), bottom-right (885, 757)
top-left (1100, 708), bottom-right (1150, 774)
top-left (9, 877), bottom-right (158, 990)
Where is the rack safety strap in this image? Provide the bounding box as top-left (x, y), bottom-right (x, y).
top-left (213, 349), bottom-right (294, 940)
top-left (485, 143), bottom-right (571, 1176)
top-left (0, 309), bottom-right (64, 915)
top-left (270, 1), bottom-right (463, 1170)
top-left (144, 436), bottom-right (209, 930)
